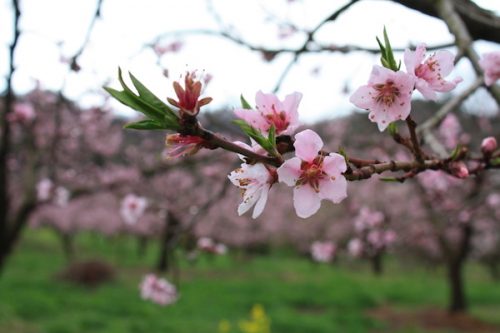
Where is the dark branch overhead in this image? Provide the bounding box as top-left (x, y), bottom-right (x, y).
top-left (391, 0), bottom-right (500, 43)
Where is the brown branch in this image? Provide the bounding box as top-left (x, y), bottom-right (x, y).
top-left (390, 0), bottom-right (500, 43)
top-left (406, 116), bottom-right (425, 164)
top-left (435, 0), bottom-right (500, 105)
top-left (0, 0), bottom-right (20, 253)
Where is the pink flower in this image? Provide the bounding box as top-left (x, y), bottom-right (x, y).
top-left (196, 237), bottom-right (228, 255)
top-left (164, 134), bottom-right (205, 159)
top-left (384, 230), bottom-right (397, 245)
top-left (310, 241), bottom-right (336, 263)
top-left (277, 129), bottom-right (347, 218)
top-left (54, 187), bottom-right (70, 207)
top-left (167, 71), bottom-right (212, 116)
top-left (234, 91), bottom-right (302, 135)
top-left (481, 136), bottom-right (497, 155)
top-left (354, 207), bottom-right (384, 232)
top-left (348, 238), bottom-right (364, 257)
top-left (404, 44), bottom-right (462, 100)
top-left (9, 103), bottom-right (36, 124)
top-left (37, 178), bottom-right (53, 201)
top-left (439, 114), bottom-right (462, 150)
top-left (120, 194), bottom-right (147, 225)
top-left (228, 162), bottom-right (275, 219)
top-left (479, 51), bottom-right (500, 86)
top-left (140, 274), bottom-right (178, 306)
top-left (350, 66), bottom-right (415, 131)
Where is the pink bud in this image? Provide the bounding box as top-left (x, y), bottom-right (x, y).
top-left (450, 162), bottom-right (469, 179)
top-left (481, 137), bottom-right (497, 155)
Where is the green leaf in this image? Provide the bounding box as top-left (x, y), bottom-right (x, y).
top-left (388, 122), bottom-right (398, 136)
top-left (232, 120), bottom-right (273, 153)
top-left (240, 95), bottom-right (253, 109)
top-left (383, 27), bottom-right (397, 70)
top-left (490, 157), bottom-right (500, 166)
top-left (104, 68), bottom-right (180, 131)
top-left (268, 125), bottom-right (276, 147)
top-left (124, 119), bottom-right (166, 130)
top-left (450, 145), bottom-right (462, 161)
top-left (128, 72), bottom-right (178, 121)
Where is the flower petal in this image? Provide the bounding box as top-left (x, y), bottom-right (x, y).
top-left (318, 176), bottom-right (347, 203)
top-left (252, 184), bottom-right (270, 219)
top-left (323, 153), bottom-right (347, 176)
top-left (277, 157), bottom-right (302, 186)
top-left (293, 185), bottom-right (321, 218)
top-left (294, 129), bottom-right (323, 162)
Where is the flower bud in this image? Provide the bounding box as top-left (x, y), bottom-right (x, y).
top-left (450, 161), bottom-right (469, 179)
top-left (481, 137), bottom-right (497, 155)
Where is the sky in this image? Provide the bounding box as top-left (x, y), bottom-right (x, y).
top-left (1, 0), bottom-right (499, 123)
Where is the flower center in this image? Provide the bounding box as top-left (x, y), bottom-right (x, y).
top-left (264, 104), bottom-right (290, 133)
top-left (297, 156), bottom-right (325, 192)
top-left (373, 80), bottom-right (400, 107)
top-left (415, 57), bottom-right (439, 80)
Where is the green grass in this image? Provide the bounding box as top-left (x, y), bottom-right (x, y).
top-left (0, 229), bottom-right (499, 333)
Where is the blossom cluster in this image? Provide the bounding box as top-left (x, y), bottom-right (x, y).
top-left (348, 207), bottom-right (396, 258)
top-left (140, 274), bottom-right (178, 306)
top-left (230, 92), bottom-right (348, 219)
top-left (197, 237), bottom-right (228, 255)
top-left (350, 44), bottom-right (462, 131)
top-left (310, 241), bottom-right (336, 263)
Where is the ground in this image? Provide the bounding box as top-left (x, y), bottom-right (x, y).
top-left (0, 229), bottom-right (499, 333)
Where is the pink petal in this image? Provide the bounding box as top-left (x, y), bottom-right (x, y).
top-left (415, 79), bottom-right (437, 100)
top-left (252, 184), bottom-right (270, 218)
top-left (404, 44), bottom-right (426, 75)
top-left (293, 185), bottom-right (321, 218)
top-left (318, 176), bottom-right (347, 203)
top-left (277, 157), bottom-right (302, 186)
top-left (234, 108), bottom-right (268, 131)
top-left (323, 153), bottom-right (347, 176)
top-left (349, 85), bottom-right (374, 110)
top-left (433, 50), bottom-right (455, 77)
top-left (294, 129), bottom-right (323, 162)
top-left (255, 90), bottom-right (281, 112)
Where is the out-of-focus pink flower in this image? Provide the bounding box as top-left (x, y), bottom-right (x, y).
top-left (384, 230), bottom-right (397, 245)
top-left (310, 241), bottom-right (336, 263)
top-left (197, 237), bottom-right (228, 255)
top-left (439, 114), bottom-right (461, 150)
top-left (481, 136), bottom-right (497, 155)
top-left (153, 40), bottom-right (183, 56)
top-left (54, 187), bottom-right (70, 207)
top-left (164, 134), bottom-right (205, 159)
top-left (350, 65), bottom-right (415, 131)
top-left (404, 44), bottom-right (462, 100)
top-left (9, 103), bottom-right (36, 124)
top-left (228, 162), bottom-right (275, 219)
top-left (479, 51), bottom-right (500, 86)
top-left (234, 91), bottom-right (302, 135)
top-left (487, 193), bottom-right (500, 208)
top-left (354, 207), bottom-right (384, 232)
top-left (277, 129), bottom-right (347, 218)
top-left (120, 194), bottom-right (147, 225)
top-left (140, 274), bottom-right (178, 306)
top-left (167, 71), bottom-right (212, 116)
top-left (348, 238), bottom-right (364, 257)
top-left (37, 178), bottom-right (53, 202)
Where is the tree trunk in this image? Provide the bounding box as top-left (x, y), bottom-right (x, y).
top-left (61, 233), bottom-right (75, 263)
top-left (137, 236), bottom-right (148, 258)
top-left (371, 253), bottom-right (383, 276)
top-left (447, 259), bottom-right (467, 313)
top-left (156, 211), bottom-right (181, 273)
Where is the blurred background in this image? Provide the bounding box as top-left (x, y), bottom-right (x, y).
top-left (1, 0), bottom-right (500, 332)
